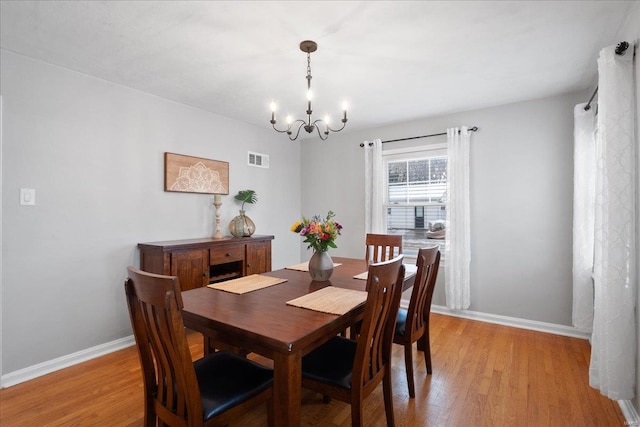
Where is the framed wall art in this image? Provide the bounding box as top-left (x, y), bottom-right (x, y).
top-left (164, 152), bottom-right (229, 195)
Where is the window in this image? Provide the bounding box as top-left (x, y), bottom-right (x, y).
top-left (384, 146), bottom-right (447, 262)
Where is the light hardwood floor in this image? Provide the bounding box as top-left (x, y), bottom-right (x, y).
top-left (0, 313), bottom-right (626, 426)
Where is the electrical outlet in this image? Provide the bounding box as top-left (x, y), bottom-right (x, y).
top-left (20, 188), bottom-right (36, 206)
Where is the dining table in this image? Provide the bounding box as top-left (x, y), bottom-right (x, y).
top-left (180, 256), bottom-right (416, 427)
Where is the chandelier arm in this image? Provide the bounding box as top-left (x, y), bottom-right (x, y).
top-left (271, 122), bottom-right (292, 134)
top-left (326, 120), bottom-right (348, 133)
top-left (288, 120), bottom-right (307, 141)
top-left (312, 119), bottom-right (347, 134)
top-left (314, 123), bottom-right (328, 141)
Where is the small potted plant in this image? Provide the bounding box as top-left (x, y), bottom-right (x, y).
top-left (229, 190), bottom-right (257, 237)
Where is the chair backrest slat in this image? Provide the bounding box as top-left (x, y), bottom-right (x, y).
top-left (353, 256), bottom-right (405, 389)
top-left (365, 234), bottom-right (403, 264)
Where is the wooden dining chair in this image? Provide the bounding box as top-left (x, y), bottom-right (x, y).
top-left (125, 266), bottom-right (274, 427)
top-left (393, 246), bottom-right (441, 398)
top-left (301, 256), bottom-right (405, 427)
top-left (365, 233), bottom-right (403, 264)
top-left (344, 233), bottom-right (402, 340)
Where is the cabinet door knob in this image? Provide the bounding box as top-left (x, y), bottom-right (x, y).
top-left (202, 272), bottom-right (208, 277)
top-left (247, 263), bottom-right (252, 268)
top-left (226, 252), bottom-right (232, 257)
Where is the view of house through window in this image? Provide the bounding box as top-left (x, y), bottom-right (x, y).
top-left (384, 149), bottom-right (447, 262)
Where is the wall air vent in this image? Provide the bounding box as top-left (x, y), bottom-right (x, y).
top-left (248, 151), bottom-right (269, 168)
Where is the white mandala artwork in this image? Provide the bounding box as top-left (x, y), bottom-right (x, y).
top-left (169, 162), bottom-right (227, 193)
top-left (165, 153), bottom-right (229, 195)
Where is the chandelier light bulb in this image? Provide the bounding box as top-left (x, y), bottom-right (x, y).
top-left (306, 90), bottom-right (313, 101)
top-left (342, 101), bottom-right (348, 111)
top-left (324, 115), bottom-right (331, 125)
top-left (270, 101), bottom-right (277, 112)
top-left (286, 115), bottom-right (293, 125)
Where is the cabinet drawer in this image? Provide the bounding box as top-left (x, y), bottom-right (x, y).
top-left (210, 245), bottom-right (245, 265)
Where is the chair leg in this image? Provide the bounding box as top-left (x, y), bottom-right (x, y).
top-left (204, 335), bottom-right (213, 355)
top-left (322, 394), bottom-right (332, 404)
top-left (267, 397), bottom-right (275, 427)
top-left (351, 398), bottom-right (364, 427)
top-left (144, 399), bottom-right (155, 427)
top-left (418, 333), bottom-right (432, 374)
top-left (383, 368), bottom-right (396, 427)
top-left (404, 343), bottom-right (416, 398)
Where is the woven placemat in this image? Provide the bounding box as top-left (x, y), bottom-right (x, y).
top-left (286, 286), bottom-right (367, 315)
top-left (207, 274), bottom-right (287, 294)
top-left (285, 261), bottom-right (342, 272)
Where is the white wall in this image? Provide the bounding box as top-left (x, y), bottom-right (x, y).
top-left (301, 90), bottom-right (588, 326)
top-left (0, 50), bottom-right (301, 374)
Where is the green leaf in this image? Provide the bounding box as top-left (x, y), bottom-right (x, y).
top-left (235, 190), bottom-right (257, 204)
top-left (234, 190), bottom-right (257, 210)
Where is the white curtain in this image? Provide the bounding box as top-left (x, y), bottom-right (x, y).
top-left (572, 103), bottom-right (596, 332)
top-left (445, 127), bottom-right (471, 310)
top-left (364, 139), bottom-right (384, 234)
top-left (589, 44), bottom-right (636, 400)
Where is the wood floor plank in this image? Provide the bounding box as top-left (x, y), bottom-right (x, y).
top-left (0, 314), bottom-right (627, 426)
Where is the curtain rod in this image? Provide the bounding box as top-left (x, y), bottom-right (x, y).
top-left (584, 41), bottom-right (630, 111)
top-left (359, 126), bottom-right (478, 147)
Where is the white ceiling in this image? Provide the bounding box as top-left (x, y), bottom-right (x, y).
top-left (0, 1), bottom-right (634, 134)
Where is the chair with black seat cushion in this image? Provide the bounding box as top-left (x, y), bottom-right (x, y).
top-left (125, 266), bottom-right (273, 427)
top-left (365, 233), bottom-right (403, 264)
top-left (301, 256), bottom-right (405, 427)
top-left (393, 246), bottom-right (440, 398)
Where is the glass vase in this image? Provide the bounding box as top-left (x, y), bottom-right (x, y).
top-left (229, 210), bottom-right (255, 237)
top-left (308, 250), bottom-right (333, 281)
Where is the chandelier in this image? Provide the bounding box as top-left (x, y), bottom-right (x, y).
top-left (270, 40), bottom-right (348, 141)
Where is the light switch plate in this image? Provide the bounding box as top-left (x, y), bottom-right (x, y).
top-left (20, 188), bottom-right (35, 206)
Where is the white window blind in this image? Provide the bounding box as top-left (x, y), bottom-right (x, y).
top-left (384, 148), bottom-right (447, 262)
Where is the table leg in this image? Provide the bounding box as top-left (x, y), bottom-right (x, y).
top-left (272, 351), bottom-right (301, 426)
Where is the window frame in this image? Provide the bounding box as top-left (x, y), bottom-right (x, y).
top-left (382, 144), bottom-right (447, 262)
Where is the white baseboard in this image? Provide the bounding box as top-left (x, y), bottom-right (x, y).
top-left (422, 304), bottom-right (591, 340)
top-left (0, 335), bottom-right (135, 388)
top-left (619, 400), bottom-right (640, 426)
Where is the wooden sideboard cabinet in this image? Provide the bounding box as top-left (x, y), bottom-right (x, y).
top-left (137, 235), bottom-right (274, 291)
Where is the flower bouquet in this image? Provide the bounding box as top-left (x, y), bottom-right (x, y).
top-left (291, 211), bottom-right (343, 281)
top-left (291, 211), bottom-right (343, 252)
